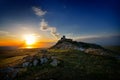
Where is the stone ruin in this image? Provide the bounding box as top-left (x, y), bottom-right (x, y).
top-left (60, 35), bottom-right (72, 42)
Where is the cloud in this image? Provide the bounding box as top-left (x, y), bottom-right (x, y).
top-left (32, 6), bottom-right (47, 16)
top-left (40, 19), bottom-right (60, 38)
top-left (40, 19), bottom-right (49, 31)
top-left (0, 31), bottom-right (9, 35)
top-left (0, 30), bottom-right (16, 39)
top-left (75, 34), bottom-right (120, 46)
top-left (32, 6), bottom-right (60, 39)
top-left (75, 35), bottom-right (99, 40)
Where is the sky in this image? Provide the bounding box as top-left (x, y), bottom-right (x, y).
top-left (0, 0), bottom-right (120, 47)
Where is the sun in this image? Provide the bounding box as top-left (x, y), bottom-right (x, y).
top-left (24, 34), bottom-right (36, 45)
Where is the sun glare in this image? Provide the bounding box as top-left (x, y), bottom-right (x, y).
top-left (24, 34), bottom-right (36, 45)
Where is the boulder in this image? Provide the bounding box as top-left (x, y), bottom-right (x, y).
top-left (29, 63), bottom-right (33, 67)
top-left (0, 67), bottom-right (19, 80)
top-left (40, 57), bottom-right (48, 64)
top-left (33, 59), bottom-right (39, 66)
top-left (84, 48), bottom-right (105, 55)
top-left (22, 62), bottom-right (30, 67)
top-left (11, 68), bottom-right (19, 79)
top-left (79, 47), bottom-right (85, 51)
top-left (50, 59), bottom-right (60, 67)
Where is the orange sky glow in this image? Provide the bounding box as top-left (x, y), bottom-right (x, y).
top-left (0, 36), bottom-right (56, 48)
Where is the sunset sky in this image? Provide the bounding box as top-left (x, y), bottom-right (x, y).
top-left (0, 0), bottom-right (119, 47)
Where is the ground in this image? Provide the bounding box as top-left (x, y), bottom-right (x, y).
top-left (104, 46), bottom-right (120, 53)
top-left (0, 48), bottom-right (120, 80)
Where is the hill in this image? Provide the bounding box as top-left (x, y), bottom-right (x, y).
top-left (0, 36), bottom-right (120, 80)
top-left (51, 36), bottom-right (104, 49)
top-left (14, 50), bottom-right (120, 80)
top-left (51, 36), bottom-right (119, 57)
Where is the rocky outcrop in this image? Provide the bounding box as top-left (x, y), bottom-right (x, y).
top-left (84, 48), bottom-right (106, 55)
top-left (50, 36), bottom-right (116, 56)
top-left (50, 56), bottom-right (60, 67)
top-left (51, 36), bottom-right (103, 50)
top-left (40, 57), bottom-right (48, 64)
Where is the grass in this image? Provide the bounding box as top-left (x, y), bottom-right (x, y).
top-left (104, 46), bottom-right (120, 53)
top-left (0, 49), bottom-right (39, 68)
top-left (0, 55), bottom-right (27, 68)
top-left (16, 49), bottom-right (120, 80)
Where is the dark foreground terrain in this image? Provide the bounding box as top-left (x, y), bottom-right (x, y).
top-left (104, 46), bottom-right (120, 53)
top-left (0, 48), bottom-right (120, 80)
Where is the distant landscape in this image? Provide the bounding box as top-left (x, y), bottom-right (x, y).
top-left (0, 37), bottom-right (120, 80)
top-left (0, 0), bottom-right (119, 80)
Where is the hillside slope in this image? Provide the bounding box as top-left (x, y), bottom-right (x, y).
top-left (15, 49), bottom-right (120, 80)
top-left (1, 36), bottom-right (120, 80)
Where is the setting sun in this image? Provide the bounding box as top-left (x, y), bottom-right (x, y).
top-left (24, 34), bottom-right (36, 45)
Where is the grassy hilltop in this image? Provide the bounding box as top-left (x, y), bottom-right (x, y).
top-left (14, 49), bottom-right (120, 80)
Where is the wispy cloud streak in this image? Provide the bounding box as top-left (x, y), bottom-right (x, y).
top-left (40, 19), bottom-right (60, 38)
top-left (32, 6), bottom-right (47, 16)
top-left (32, 6), bottom-right (60, 39)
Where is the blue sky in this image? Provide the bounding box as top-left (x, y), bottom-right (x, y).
top-left (0, 0), bottom-right (119, 46)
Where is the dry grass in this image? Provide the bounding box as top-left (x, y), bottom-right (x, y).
top-left (0, 55), bottom-right (27, 68)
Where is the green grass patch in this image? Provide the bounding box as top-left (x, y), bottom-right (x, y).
top-left (16, 49), bottom-right (120, 80)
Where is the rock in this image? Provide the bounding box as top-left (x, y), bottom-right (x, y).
top-left (50, 59), bottom-right (59, 67)
top-left (11, 68), bottom-right (19, 79)
top-left (0, 67), bottom-right (19, 80)
top-left (33, 59), bottom-right (39, 66)
top-left (40, 57), bottom-right (48, 64)
top-left (84, 48), bottom-right (105, 55)
top-left (22, 62), bottom-right (30, 67)
top-left (29, 63), bottom-right (33, 67)
top-left (79, 47), bottom-right (85, 51)
top-left (6, 67), bottom-right (14, 72)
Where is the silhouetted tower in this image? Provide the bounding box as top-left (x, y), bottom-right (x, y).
top-left (63, 35), bottom-right (65, 39)
top-left (61, 35), bottom-right (66, 40)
